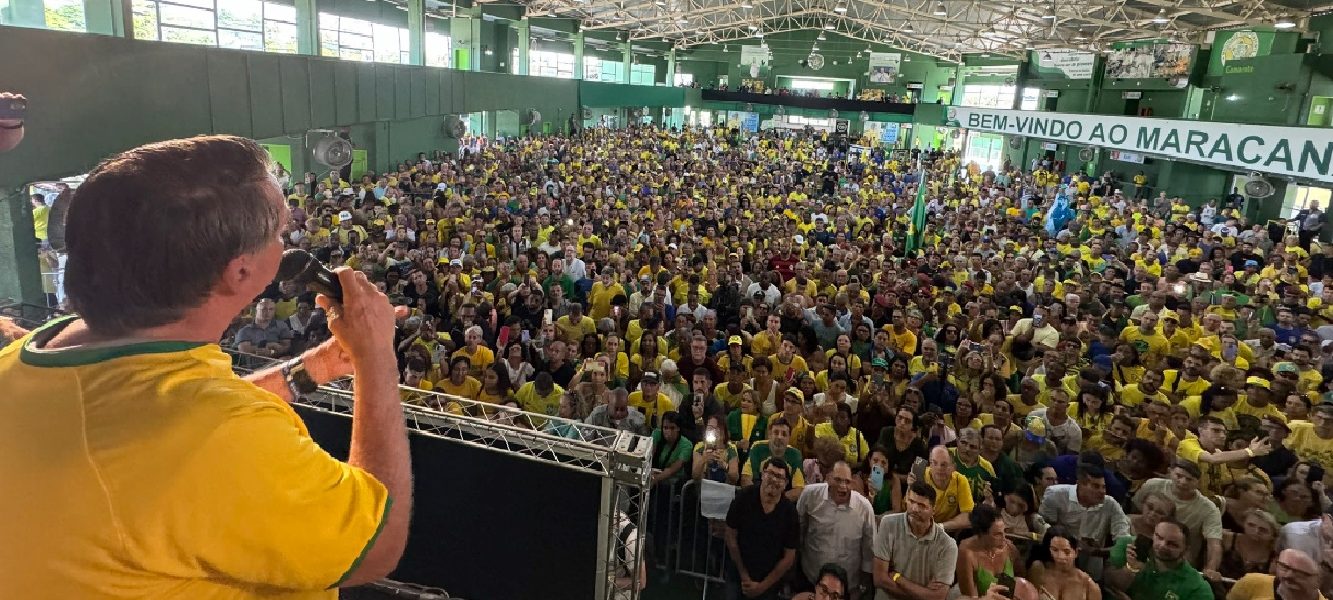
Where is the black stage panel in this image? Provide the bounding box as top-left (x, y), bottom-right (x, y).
top-left (297, 406), bottom-right (604, 600)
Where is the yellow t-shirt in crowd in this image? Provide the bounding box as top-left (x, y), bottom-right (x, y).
top-left (453, 345), bottom-right (495, 378)
top-left (516, 381), bottom-right (565, 426)
top-left (437, 375), bottom-right (482, 400)
top-left (32, 204), bottom-right (49, 241)
top-left (923, 468), bottom-right (974, 524)
top-left (1286, 421), bottom-right (1333, 468)
top-left (0, 316), bottom-right (390, 597)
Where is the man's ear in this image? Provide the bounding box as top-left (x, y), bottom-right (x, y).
top-left (218, 253), bottom-right (260, 297)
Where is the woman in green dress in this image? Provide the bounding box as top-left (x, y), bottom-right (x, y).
top-left (957, 504), bottom-right (1025, 599)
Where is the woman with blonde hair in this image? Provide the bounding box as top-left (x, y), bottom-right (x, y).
top-left (1217, 509), bottom-right (1280, 583)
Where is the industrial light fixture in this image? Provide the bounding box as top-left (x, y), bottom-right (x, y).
top-left (981, 52), bottom-right (990, 57)
top-left (1042, 4), bottom-right (1056, 19)
top-left (483, 45), bottom-right (494, 56)
top-left (824, 21), bottom-right (835, 29)
top-left (1274, 15), bottom-right (1297, 29)
top-left (654, 0), bottom-right (666, 5)
top-left (817, 31), bottom-right (826, 40)
top-left (676, 17), bottom-right (687, 23)
top-left (812, 44), bottom-right (820, 51)
top-left (760, 40), bottom-right (768, 48)
top-left (740, 0), bottom-right (753, 7)
top-left (834, 0), bottom-right (847, 12)
top-left (933, 2), bottom-right (946, 16)
top-left (902, 21), bottom-right (914, 33)
top-left (1152, 8), bottom-right (1168, 24)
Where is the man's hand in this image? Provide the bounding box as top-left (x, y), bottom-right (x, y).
top-left (303, 337), bottom-right (354, 384)
top-left (1124, 542), bottom-right (1144, 572)
top-left (0, 92), bottom-right (25, 153)
top-left (740, 577), bottom-right (760, 598)
top-left (1248, 436), bottom-right (1273, 457)
top-left (980, 582), bottom-right (1010, 600)
top-left (317, 268), bottom-right (396, 368)
top-left (0, 316), bottom-right (31, 343)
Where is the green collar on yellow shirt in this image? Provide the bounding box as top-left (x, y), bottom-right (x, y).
top-left (20, 315), bottom-right (205, 368)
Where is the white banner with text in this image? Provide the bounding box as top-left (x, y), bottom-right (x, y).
top-left (946, 106), bottom-right (1333, 182)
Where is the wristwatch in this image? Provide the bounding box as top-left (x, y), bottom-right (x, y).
top-left (281, 358), bottom-right (319, 399)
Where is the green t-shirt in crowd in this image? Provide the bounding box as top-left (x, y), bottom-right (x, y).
top-left (742, 441), bottom-right (804, 490)
top-left (650, 429), bottom-right (694, 484)
top-left (1116, 551), bottom-right (1213, 600)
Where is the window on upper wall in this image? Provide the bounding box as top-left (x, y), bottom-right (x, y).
top-left (318, 11), bottom-right (409, 63)
top-left (601, 59), bottom-right (624, 83)
top-left (130, 0), bottom-right (296, 52)
top-left (424, 31), bottom-right (452, 68)
top-left (530, 49), bottom-right (576, 79)
top-left (43, 0), bottom-right (86, 32)
top-left (629, 63), bottom-right (655, 85)
top-left (673, 73), bottom-right (694, 87)
top-left (584, 56), bottom-right (602, 81)
top-left (960, 84), bottom-right (1016, 109)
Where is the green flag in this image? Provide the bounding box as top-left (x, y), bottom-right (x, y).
top-left (906, 170), bottom-right (928, 254)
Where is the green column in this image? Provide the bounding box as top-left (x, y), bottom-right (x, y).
top-left (621, 41), bottom-right (632, 84)
top-left (295, 0), bottom-right (318, 55)
top-left (1010, 61), bottom-right (1030, 110)
top-left (0, 189), bottom-right (43, 306)
top-left (515, 18), bottom-right (530, 76)
top-left (666, 47), bottom-right (676, 86)
top-left (83, 0), bottom-right (130, 36)
top-left (4, 0), bottom-right (46, 27)
top-left (572, 32), bottom-right (584, 80)
top-left (407, 0), bottom-right (424, 66)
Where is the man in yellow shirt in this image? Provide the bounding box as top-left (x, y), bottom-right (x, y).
top-left (1177, 416), bottom-right (1275, 498)
top-left (920, 445), bottom-right (974, 532)
top-left (1120, 311), bottom-right (1170, 367)
top-left (30, 192), bottom-right (49, 246)
top-left (1286, 404), bottom-right (1333, 469)
top-left (628, 371), bottom-right (675, 429)
top-left (0, 136), bottom-right (409, 597)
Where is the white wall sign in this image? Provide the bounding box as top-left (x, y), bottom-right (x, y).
top-left (1032, 49), bottom-right (1096, 79)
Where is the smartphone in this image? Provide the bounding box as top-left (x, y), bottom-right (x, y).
top-left (496, 326), bottom-right (510, 348)
top-left (0, 96), bottom-right (26, 120)
top-left (521, 329), bottom-right (531, 343)
top-left (1032, 314), bottom-right (1045, 327)
top-left (694, 392), bottom-right (705, 407)
top-left (1308, 464), bottom-right (1326, 485)
top-left (1134, 534), bottom-right (1153, 563)
top-left (995, 573), bottom-right (1016, 599)
top-left (785, 368), bottom-right (797, 385)
top-left (543, 309), bottom-right (554, 326)
top-left (911, 457), bottom-right (928, 482)
top-left (868, 465), bottom-right (885, 491)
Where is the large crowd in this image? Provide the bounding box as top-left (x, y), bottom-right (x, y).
top-left (219, 124), bottom-right (1333, 600)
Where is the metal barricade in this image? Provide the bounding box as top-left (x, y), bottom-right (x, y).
top-left (672, 479), bottom-right (729, 587)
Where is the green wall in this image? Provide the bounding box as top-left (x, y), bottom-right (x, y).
top-left (0, 24), bottom-right (581, 303)
top-left (676, 30), bottom-right (955, 102)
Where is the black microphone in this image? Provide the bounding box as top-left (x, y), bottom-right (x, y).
top-left (277, 249), bottom-right (343, 302)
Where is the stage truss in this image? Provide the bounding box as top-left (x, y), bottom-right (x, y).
top-left (230, 349), bottom-right (655, 600)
